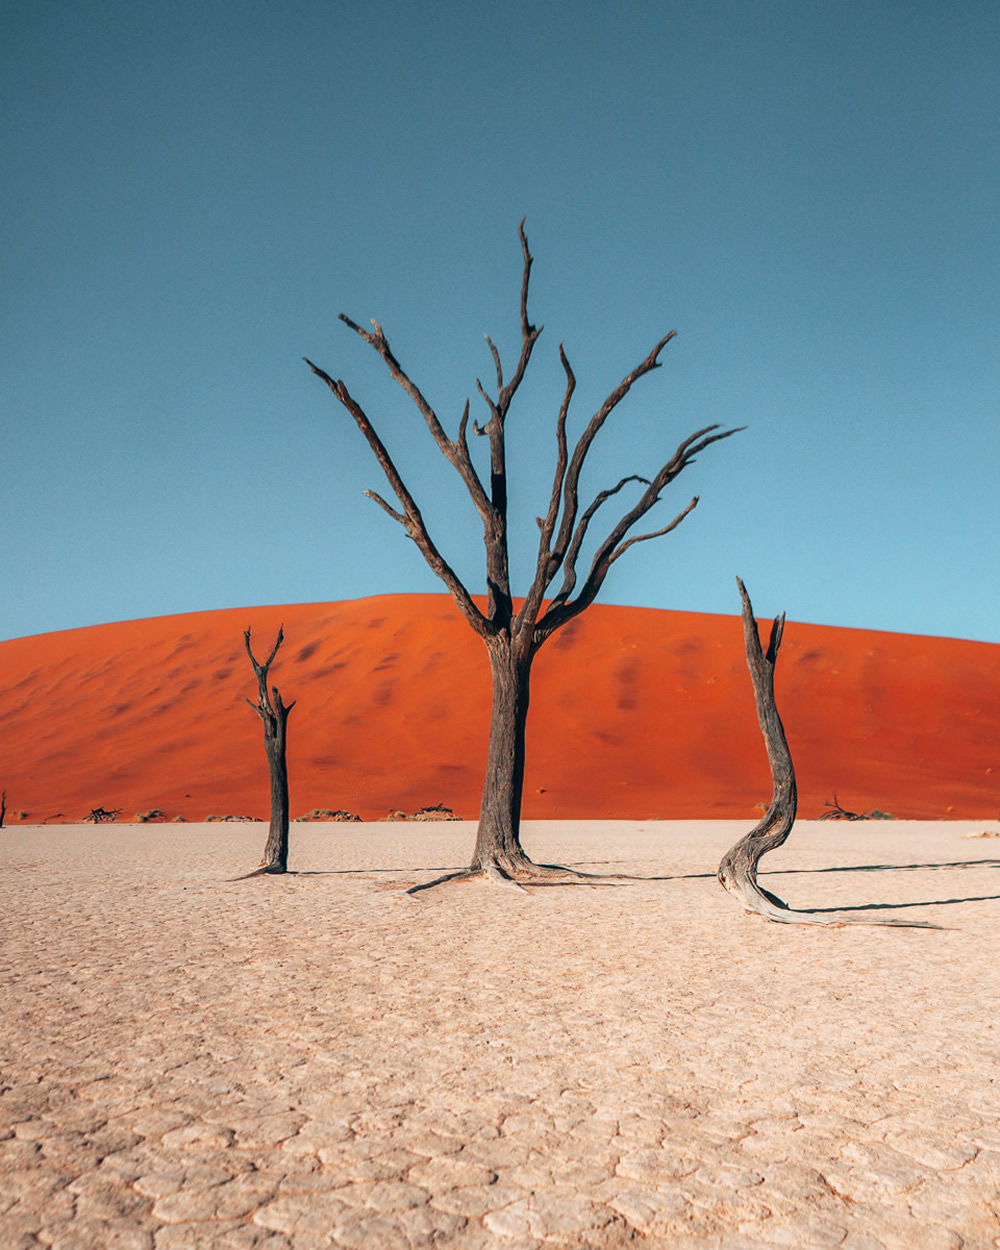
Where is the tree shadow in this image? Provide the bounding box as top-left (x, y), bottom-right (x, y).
top-left (795, 894), bottom-right (1000, 914)
top-left (229, 856), bottom-right (1000, 915)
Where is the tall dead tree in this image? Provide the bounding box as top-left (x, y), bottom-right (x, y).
top-left (244, 626), bottom-right (295, 874)
top-left (0, 790), bottom-right (6, 829)
top-left (307, 222), bottom-right (739, 887)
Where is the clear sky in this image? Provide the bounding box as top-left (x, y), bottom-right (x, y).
top-left (3, 1), bottom-right (998, 643)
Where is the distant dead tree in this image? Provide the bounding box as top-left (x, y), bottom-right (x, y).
top-left (0, 790), bottom-right (6, 829)
top-left (307, 222), bottom-right (739, 889)
top-left (244, 626), bottom-right (295, 875)
top-left (821, 794), bottom-right (895, 820)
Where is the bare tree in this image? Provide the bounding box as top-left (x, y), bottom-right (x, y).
top-left (716, 578), bottom-right (804, 921)
top-left (718, 579), bottom-right (936, 928)
top-left (0, 790), bottom-right (6, 829)
top-left (244, 626), bottom-right (295, 875)
top-left (306, 222), bottom-right (739, 888)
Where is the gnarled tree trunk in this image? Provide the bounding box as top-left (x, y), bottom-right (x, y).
top-left (717, 578), bottom-right (799, 920)
top-left (244, 627), bottom-right (295, 875)
top-left (718, 579), bottom-right (941, 930)
top-left (471, 635), bottom-right (534, 875)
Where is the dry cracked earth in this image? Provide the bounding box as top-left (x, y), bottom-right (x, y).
top-left (2, 820), bottom-right (999, 1249)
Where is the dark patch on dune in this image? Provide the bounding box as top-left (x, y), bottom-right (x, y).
top-left (309, 754), bottom-right (341, 768)
top-left (549, 619), bottom-right (582, 651)
top-left (311, 662), bottom-right (347, 681)
top-left (615, 658), bottom-right (640, 710)
top-left (670, 636), bottom-right (703, 656)
top-left (295, 640), bottom-right (321, 663)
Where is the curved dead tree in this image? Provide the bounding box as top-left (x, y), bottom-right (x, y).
top-left (718, 580), bottom-right (937, 929)
top-left (244, 626), bottom-right (296, 875)
top-left (307, 221), bottom-right (740, 890)
top-left (717, 578), bottom-right (810, 921)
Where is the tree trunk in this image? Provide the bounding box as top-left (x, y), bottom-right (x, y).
top-left (470, 635), bottom-right (534, 874)
top-left (260, 700), bottom-right (292, 871)
top-left (244, 627), bottom-right (295, 876)
top-left (717, 579), bottom-right (799, 919)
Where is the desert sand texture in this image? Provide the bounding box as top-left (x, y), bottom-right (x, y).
top-left (1, 594), bottom-right (998, 825)
top-left (2, 818), bottom-right (1000, 1249)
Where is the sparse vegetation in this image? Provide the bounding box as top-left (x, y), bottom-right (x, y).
top-left (295, 809), bottom-right (362, 822)
top-left (84, 807), bottom-right (121, 823)
top-left (821, 794), bottom-right (896, 820)
top-left (135, 809), bottom-right (167, 823)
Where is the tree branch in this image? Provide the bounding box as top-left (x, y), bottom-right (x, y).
top-left (538, 425), bottom-right (740, 638)
top-left (337, 314), bottom-right (492, 521)
top-left (244, 626), bottom-right (289, 723)
top-left (549, 330), bottom-right (678, 570)
top-left (363, 489), bottom-right (406, 525)
top-left (304, 357), bottom-right (491, 637)
top-left (548, 474), bottom-right (652, 607)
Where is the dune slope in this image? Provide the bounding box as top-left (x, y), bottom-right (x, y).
top-left (0, 594), bottom-right (996, 822)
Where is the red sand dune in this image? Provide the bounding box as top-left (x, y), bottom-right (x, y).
top-left (0, 594), bottom-right (997, 823)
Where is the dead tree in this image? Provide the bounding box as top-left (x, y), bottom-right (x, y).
top-left (0, 790), bottom-right (5, 829)
top-left (307, 222), bottom-right (739, 889)
top-left (717, 579), bottom-right (807, 921)
top-left (717, 580), bottom-right (934, 928)
top-left (85, 807), bottom-right (121, 823)
top-left (244, 626), bottom-right (295, 874)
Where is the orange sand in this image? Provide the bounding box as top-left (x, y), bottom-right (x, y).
top-left (0, 594), bottom-right (996, 823)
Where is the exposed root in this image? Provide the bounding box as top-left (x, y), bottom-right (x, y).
top-left (404, 867), bottom-right (484, 896)
top-left (511, 861), bottom-right (634, 884)
top-left (404, 856), bottom-right (632, 896)
top-left (228, 862), bottom-right (288, 881)
top-left (720, 872), bottom-right (941, 929)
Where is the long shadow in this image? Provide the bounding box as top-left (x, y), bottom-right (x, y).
top-left (766, 858), bottom-right (1000, 876)
top-left (797, 894), bottom-right (1000, 914)
top-left (228, 865), bottom-right (465, 880)
top-left (230, 857), bottom-right (1000, 912)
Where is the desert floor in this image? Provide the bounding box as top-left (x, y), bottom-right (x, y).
top-left (2, 819), bottom-right (999, 1249)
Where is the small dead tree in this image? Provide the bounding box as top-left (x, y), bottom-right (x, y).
top-left (717, 578), bottom-right (804, 921)
top-left (0, 790), bottom-right (6, 829)
top-left (718, 580), bottom-right (934, 928)
top-left (244, 626), bottom-right (295, 874)
top-left (85, 807), bottom-right (121, 823)
top-left (307, 222), bottom-right (739, 889)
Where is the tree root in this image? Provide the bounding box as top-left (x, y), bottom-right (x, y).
top-left (403, 857), bottom-right (632, 896)
top-left (719, 867), bottom-right (941, 929)
top-left (228, 862), bottom-right (288, 881)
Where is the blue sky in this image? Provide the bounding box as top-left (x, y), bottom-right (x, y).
top-left (3, 1), bottom-right (998, 643)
